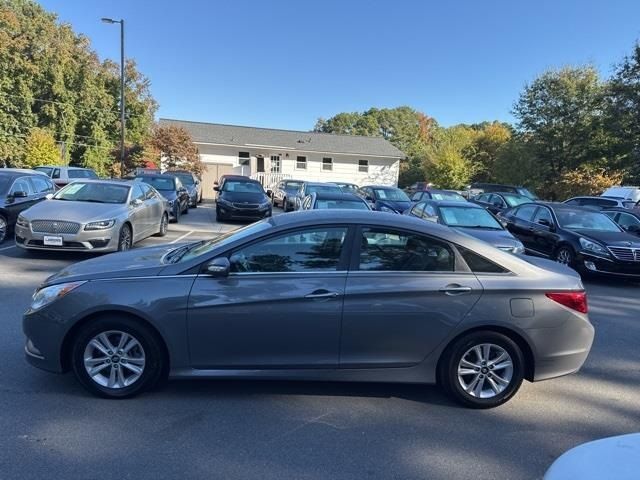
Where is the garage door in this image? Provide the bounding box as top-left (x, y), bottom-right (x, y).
top-left (201, 163), bottom-right (235, 199)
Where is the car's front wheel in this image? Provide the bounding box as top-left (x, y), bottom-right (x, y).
top-left (0, 214), bottom-right (7, 243)
top-left (117, 224), bottom-right (132, 251)
top-left (554, 246), bottom-right (575, 267)
top-left (71, 316), bottom-right (166, 398)
top-left (439, 331), bottom-right (525, 408)
top-left (156, 213), bottom-right (168, 237)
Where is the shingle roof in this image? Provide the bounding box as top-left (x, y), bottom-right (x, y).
top-left (159, 118), bottom-right (406, 158)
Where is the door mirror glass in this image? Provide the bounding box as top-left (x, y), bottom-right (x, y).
top-left (205, 257), bottom-right (230, 277)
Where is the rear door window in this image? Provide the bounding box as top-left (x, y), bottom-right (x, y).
top-left (514, 205), bottom-right (538, 221)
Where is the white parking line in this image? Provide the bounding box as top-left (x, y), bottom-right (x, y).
top-left (0, 244), bottom-right (17, 252)
top-left (170, 231), bottom-right (194, 244)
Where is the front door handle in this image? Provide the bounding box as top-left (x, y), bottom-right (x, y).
top-left (305, 290), bottom-right (340, 299)
top-left (439, 284), bottom-right (472, 296)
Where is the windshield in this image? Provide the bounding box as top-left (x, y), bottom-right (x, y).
top-left (374, 188), bottom-right (410, 202)
top-left (431, 191), bottom-right (466, 201)
top-left (166, 221), bottom-right (272, 263)
top-left (174, 174), bottom-right (194, 186)
top-left (517, 188), bottom-right (538, 200)
top-left (68, 169), bottom-right (98, 179)
top-left (222, 180), bottom-right (264, 193)
top-left (284, 181), bottom-right (302, 190)
top-left (556, 210), bottom-right (622, 232)
top-left (315, 199), bottom-right (369, 210)
top-left (54, 182), bottom-right (130, 204)
top-left (138, 176), bottom-right (175, 191)
top-left (306, 184), bottom-right (342, 195)
top-left (502, 194), bottom-right (531, 207)
top-left (439, 206), bottom-right (503, 229)
top-left (34, 167), bottom-right (53, 176)
top-left (337, 184), bottom-right (358, 193)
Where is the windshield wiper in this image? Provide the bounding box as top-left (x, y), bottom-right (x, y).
top-left (165, 240), bottom-right (206, 264)
top-left (460, 225), bottom-right (502, 230)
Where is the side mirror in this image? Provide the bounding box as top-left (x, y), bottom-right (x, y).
top-left (625, 224), bottom-right (640, 233)
top-left (213, 186), bottom-right (220, 192)
top-left (45, 193), bottom-right (54, 200)
top-left (130, 198), bottom-right (143, 207)
top-left (11, 191), bottom-right (28, 198)
top-left (205, 257), bottom-right (230, 277)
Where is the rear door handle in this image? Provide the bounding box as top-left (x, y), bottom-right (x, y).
top-left (305, 290), bottom-right (340, 299)
top-left (439, 284), bottom-right (472, 296)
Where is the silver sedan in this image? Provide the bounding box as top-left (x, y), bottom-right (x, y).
top-left (15, 179), bottom-right (169, 252)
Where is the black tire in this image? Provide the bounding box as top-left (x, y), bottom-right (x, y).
top-left (191, 201), bottom-right (197, 209)
top-left (283, 198), bottom-right (289, 212)
top-left (117, 224), bottom-right (132, 251)
top-left (182, 202), bottom-right (189, 215)
top-left (439, 331), bottom-right (525, 409)
top-left (156, 213), bottom-right (168, 237)
top-left (172, 206), bottom-right (180, 224)
top-left (0, 213), bottom-right (7, 243)
top-left (216, 208), bottom-right (224, 222)
top-left (554, 245), bottom-right (575, 267)
top-left (71, 315), bottom-right (167, 399)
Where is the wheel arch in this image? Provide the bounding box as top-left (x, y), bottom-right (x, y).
top-left (437, 325), bottom-right (535, 382)
top-left (60, 309), bottom-right (170, 375)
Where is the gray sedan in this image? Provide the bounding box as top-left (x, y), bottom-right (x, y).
top-left (23, 210), bottom-right (594, 408)
top-left (15, 179), bottom-right (169, 252)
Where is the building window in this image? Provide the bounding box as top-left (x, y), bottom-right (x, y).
top-left (238, 151), bottom-right (250, 166)
top-left (270, 155), bottom-right (281, 173)
top-left (358, 159), bottom-right (369, 173)
top-left (296, 156), bottom-right (307, 170)
top-left (322, 157), bottom-right (333, 171)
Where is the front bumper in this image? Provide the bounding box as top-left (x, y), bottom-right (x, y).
top-left (578, 252), bottom-right (640, 277)
top-left (15, 223), bottom-right (119, 252)
top-left (23, 307), bottom-right (68, 373)
top-left (217, 203), bottom-right (271, 219)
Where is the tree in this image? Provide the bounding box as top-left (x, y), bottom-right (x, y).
top-left (22, 128), bottom-right (60, 167)
top-left (551, 165), bottom-right (624, 199)
top-left (150, 125), bottom-right (203, 175)
top-left (423, 125), bottom-right (477, 189)
top-left (468, 122), bottom-right (512, 181)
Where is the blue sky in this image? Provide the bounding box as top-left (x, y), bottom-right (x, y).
top-left (40, 0), bottom-right (640, 130)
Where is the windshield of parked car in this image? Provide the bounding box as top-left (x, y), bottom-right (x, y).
top-left (138, 176), bottom-right (175, 191)
top-left (517, 188), bottom-right (538, 200)
top-left (53, 182), bottom-right (130, 204)
top-left (34, 167), bottom-right (53, 176)
top-left (337, 184), bottom-right (359, 193)
top-left (439, 206), bottom-right (503, 229)
top-left (166, 221), bottom-right (272, 263)
top-left (556, 209), bottom-right (622, 232)
top-left (306, 184), bottom-right (342, 195)
top-left (502, 194), bottom-right (531, 207)
top-left (373, 188), bottom-right (410, 201)
top-left (431, 191), bottom-right (466, 202)
top-left (173, 173), bottom-right (194, 186)
top-left (68, 169), bottom-right (98, 179)
top-left (222, 180), bottom-right (264, 193)
top-left (315, 199), bottom-right (369, 210)
top-left (284, 181), bottom-right (302, 190)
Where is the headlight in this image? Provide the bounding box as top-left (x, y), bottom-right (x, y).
top-left (30, 281), bottom-right (86, 311)
top-left (17, 215), bottom-right (29, 228)
top-left (84, 219), bottom-right (116, 231)
top-left (579, 237), bottom-right (609, 256)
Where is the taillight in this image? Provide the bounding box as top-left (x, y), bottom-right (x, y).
top-left (545, 291), bottom-right (588, 314)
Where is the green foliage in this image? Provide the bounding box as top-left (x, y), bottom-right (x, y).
top-left (424, 126), bottom-right (478, 189)
top-left (22, 127), bottom-right (59, 167)
top-left (0, 0), bottom-right (157, 172)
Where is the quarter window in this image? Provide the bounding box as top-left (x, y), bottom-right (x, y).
top-left (358, 159), bottom-right (369, 173)
top-left (458, 246), bottom-right (509, 274)
top-left (358, 228), bottom-right (455, 272)
top-left (296, 156), bottom-right (307, 170)
top-left (322, 157), bottom-right (333, 171)
top-left (230, 227), bottom-right (348, 273)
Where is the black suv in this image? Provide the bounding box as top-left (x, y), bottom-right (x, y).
top-left (0, 169), bottom-right (56, 243)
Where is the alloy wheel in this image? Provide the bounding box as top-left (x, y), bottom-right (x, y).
top-left (556, 248), bottom-right (572, 265)
top-left (160, 214), bottom-right (168, 235)
top-left (0, 215), bottom-right (6, 243)
top-left (457, 343), bottom-right (514, 399)
top-left (119, 225), bottom-right (132, 251)
top-left (83, 330), bottom-right (146, 389)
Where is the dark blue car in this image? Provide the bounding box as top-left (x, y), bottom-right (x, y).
top-left (359, 185), bottom-right (412, 213)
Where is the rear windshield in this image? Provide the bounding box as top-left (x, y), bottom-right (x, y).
top-left (431, 191), bottom-right (466, 202)
top-left (502, 194), bottom-right (531, 207)
top-left (373, 188), bottom-right (409, 201)
top-left (284, 181), bottom-right (303, 189)
top-left (315, 199), bottom-right (369, 210)
top-left (68, 169), bottom-right (98, 179)
top-left (173, 173), bottom-right (194, 185)
top-left (306, 184), bottom-right (342, 195)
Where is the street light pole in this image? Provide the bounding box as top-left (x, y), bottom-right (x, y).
top-left (101, 17), bottom-right (126, 177)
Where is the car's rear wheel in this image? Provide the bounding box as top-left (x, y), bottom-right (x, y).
top-left (117, 224), bottom-right (132, 251)
top-left (182, 201), bottom-right (189, 214)
top-left (439, 331), bottom-right (524, 408)
top-left (172, 206), bottom-right (180, 223)
top-left (0, 214), bottom-right (7, 243)
top-left (554, 246), bottom-right (575, 267)
top-left (71, 316), bottom-right (166, 399)
top-left (156, 213), bottom-right (168, 237)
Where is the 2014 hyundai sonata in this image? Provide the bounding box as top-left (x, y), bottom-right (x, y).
top-left (23, 210), bottom-right (594, 408)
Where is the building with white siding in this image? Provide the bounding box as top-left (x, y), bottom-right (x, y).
top-left (159, 119), bottom-right (405, 199)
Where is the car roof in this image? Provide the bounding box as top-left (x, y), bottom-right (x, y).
top-left (135, 174), bottom-right (174, 180)
top-left (0, 168), bottom-right (47, 178)
top-left (489, 191), bottom-right (529, 197)
top-left (362, 185), bottom-right (399, 190)
top-left (220, 174), bottom-right (248, 180)
top-left (312, 192), bottom-right (364, 201)
top-left (222, 176), bottom-right (261, 184)
top-left (65, 178), bottom-right (133, 186)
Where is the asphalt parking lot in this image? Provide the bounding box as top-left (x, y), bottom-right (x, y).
top-left (1, 202), bottom-right (639, 480)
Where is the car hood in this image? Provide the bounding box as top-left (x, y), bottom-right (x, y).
top-left (455, 227), bottom-right (520, 247)
top-left (43, 243), bottom-right (184, 285)
top-left (219, 192), bottom-right (267, 203)
top-left (378, 200), bottom-right (412, 212)
top-left (571, 229), bottom-right (640, 247)
top-left (21, 199), bottom-right (127, 224)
